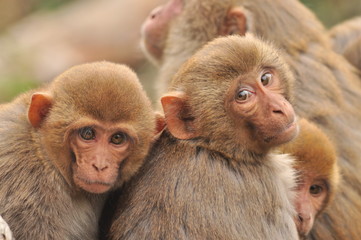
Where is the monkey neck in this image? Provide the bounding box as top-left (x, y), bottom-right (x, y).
top-left (163, 130), bottom-right (269, 164)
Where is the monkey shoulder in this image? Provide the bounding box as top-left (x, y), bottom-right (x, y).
top-left (111, 134), bottom-right (298, 239)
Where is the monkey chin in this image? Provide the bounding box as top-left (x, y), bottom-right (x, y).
top-left (265, 120), bottom-right (299, 146)
top-left (74, 176), bottom-right (112, 194)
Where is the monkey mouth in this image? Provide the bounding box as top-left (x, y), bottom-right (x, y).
top-left (264, 120), bottom-right (298, 143)
top-left (75, 176), bottom-right (114, 194)
top-left (76, 176), bottom-right (112, 186)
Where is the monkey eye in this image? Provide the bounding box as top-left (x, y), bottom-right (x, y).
top-left (110, 132), bottom-right (128, 145)
top-left (79, 127), bottom-right (96, 141)
top-left (236, 90), bottom-right (253, 102)
top-left (260, 72), bottom-right (272, 86)
top-left (309, 184), bottom-right (323, 196)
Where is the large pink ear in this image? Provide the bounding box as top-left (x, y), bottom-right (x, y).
top-left (28, 93), bottom-right (53, 128)
top-left (161, 91), bottom-right (199, 140)
top-left (219, 7), bottom-right (247, 36)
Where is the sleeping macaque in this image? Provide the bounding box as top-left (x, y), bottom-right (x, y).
top-left (141, 0), bottom-right (361, 239)
top-left (0, 61), bottom-right (160, 239)
top-left (279, 119), bottom-right (339, 239)
top-left (108, 35), bottom-right (299, 239)
top-left (329, 16), bottom-right (361, 70)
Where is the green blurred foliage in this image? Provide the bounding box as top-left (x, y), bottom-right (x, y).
top-left (34, 0), bottom-right (75, 11)
top-left (301, 0), bottom-right (361, 27)
top-left (0, 76), bottom-right (39, 103)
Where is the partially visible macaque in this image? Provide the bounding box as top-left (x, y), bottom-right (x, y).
top-left (0, 216), bottom-right (12, 240)
top-left (141, 0), bottom-right (361, 239)
top-left (279, 119), bottom-right (339, 239)
top-left (329, 17), bottom-right (361, 70)
top-left (0, 61), bottom-right (160, 239)
top-left (329, 17), bottom-right (361, 54)
top-left (108, 35), bottom-right (299, 239)
top-left (141, 0), bottom-right (183, 65)
top-left (343, 38), bottom-right (361, 71)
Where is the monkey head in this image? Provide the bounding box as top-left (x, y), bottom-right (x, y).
top-left (27, 62), bottom-right (162, 194)
top-left (161, 35), bottom-right (298, 158)
top-left (279, 119), bottom-right (339, 238)
top-left (141, 0), bottom-right (183, 64)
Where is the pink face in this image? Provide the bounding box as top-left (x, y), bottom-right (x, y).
top-left (69, 123), bottom-right (135, 194)
top-left (141, 0), bottom-right (183, 62)
top-left (227, 68), bottom-right (298, 152)
top-left (294, 173), bottom-right (328, 238)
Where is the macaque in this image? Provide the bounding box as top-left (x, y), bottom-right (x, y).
top-left (329, 17), bottom-right (361, 54)
top-left (0, 216), bottom-right (12, 240)
top-left (342, 38), bottom-right (361, 71)
top-left (0, 61), bottom-right (160, 239)
top-left (108, 35), bottom-right (299, 239)
top-left (329, 17), bottom-right (361, 70)
top-left (140, 0), bottom-right (361, 239)
top-left (279, 119), bottom-right (339, 239)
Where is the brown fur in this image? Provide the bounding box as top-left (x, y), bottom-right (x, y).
top-left (140, 0), bottom-right (361, 239)
top-left (329, 17), bottom-right (361, 54)
top-left (108, 35), bottom-right (299, 240)
top-left (343, 38), bottom-right (361, 71)
top-left (279, 119), bottom-right (340, 239)
top-left (329, 17), bottom-right (361, 71)
top-left (0, 61), bottom-right (157, 239)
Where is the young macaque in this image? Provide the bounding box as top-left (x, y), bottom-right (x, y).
top-left (108, 35), bottom-right (300, 239)
top-left (279, 119), bottom-right (340, 239)
top-left (140, 0), bottom-right (361, 239)
top-left (0, 61), bottom-right (160, 240)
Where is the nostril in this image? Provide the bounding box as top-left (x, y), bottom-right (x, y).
top-left (150, 7), bottom-right (162, 19)
top-left (92, 164), bottom-right (99, 171)
top-left (273, 110), bottom-right (283, 114)
top-left (298, 214), bottom-right (304, 222)
top-left (92, 164), bottom-right (108, 172)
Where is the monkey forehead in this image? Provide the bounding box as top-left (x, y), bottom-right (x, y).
top-left (280, 119), bottom-right (338, 176)
top-left (51, 61), bottom-right (153, 122)
top-left (172, 35), bottom-right (289, 89)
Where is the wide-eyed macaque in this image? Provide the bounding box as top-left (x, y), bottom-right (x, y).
top-left (108, 35), bottom-right (299, 239)
top-left (0, 216), bottom-right (12, 240)
top-left (0, 61), bottom-right (160, 239)
top-left (141, 0), bottom-right (361, 239)
top-left (279, 119), bottom-right (339, 239)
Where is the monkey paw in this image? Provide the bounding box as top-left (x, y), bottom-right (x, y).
top-left (0, 216), bottom-right (13, 240)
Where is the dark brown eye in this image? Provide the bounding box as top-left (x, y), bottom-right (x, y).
top-left (261, 73), bottom-right (272, 86)
top-left (236, 90), bottom-right (252, 102)
top-left (309, 184), bottom-right (323, 196)
top-left (79, 127), bottom-right (95, 140)
top-left (111, 132), bottom-right (128, 145)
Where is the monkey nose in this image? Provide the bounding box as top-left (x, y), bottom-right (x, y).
top-left (92, 164), bottom-right (109, 172)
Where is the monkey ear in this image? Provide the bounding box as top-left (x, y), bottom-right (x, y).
top-left (153, 112), bottom-right (166, 141)
top-left (28, 93), bottom-right (53, 128)
top-left (220, 7), bottom-right (247, 36)
top-left (161, 92), bottom-right (199, 140)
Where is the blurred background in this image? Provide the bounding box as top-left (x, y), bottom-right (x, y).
top-left (0, 0), bottom-right (360, 103)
